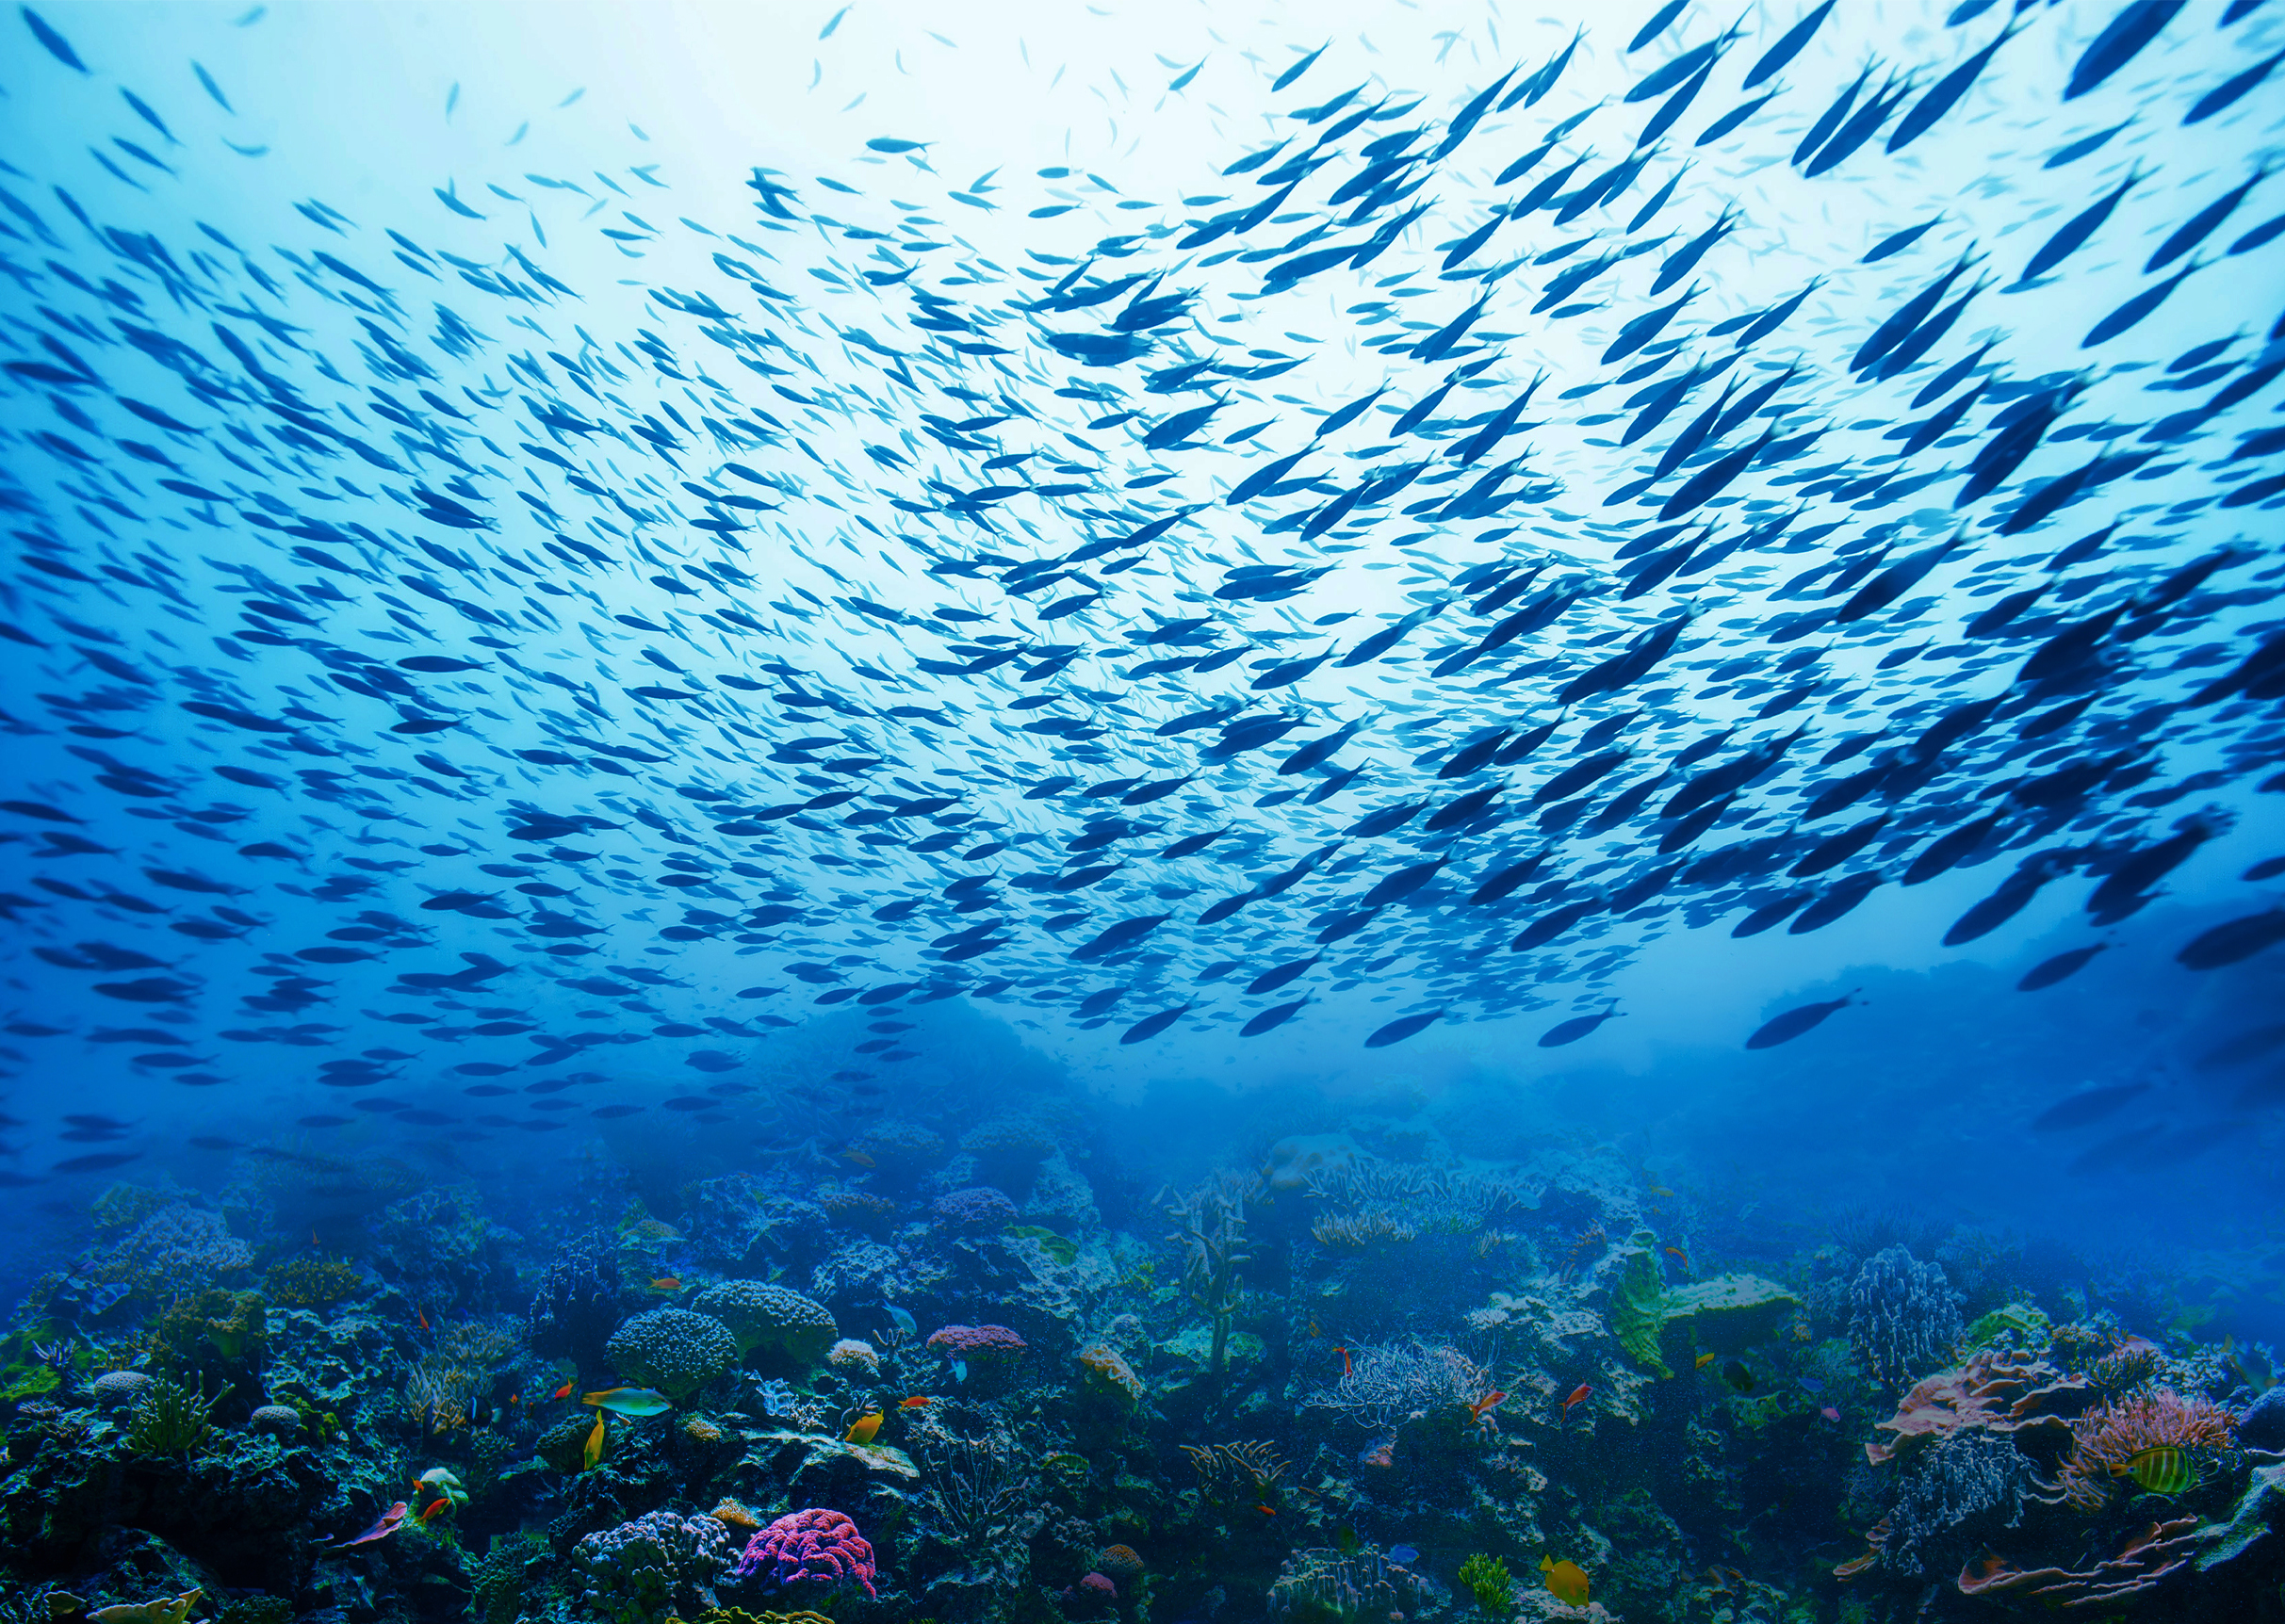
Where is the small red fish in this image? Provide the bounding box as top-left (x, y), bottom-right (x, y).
top-left (1255, 1503), bottom-right (1277, 1518)
top-left (552, 1381), bottom-right (574, 1400)
top-left (1664, 1246), bottom-right (1691, 1268)
top-left (416, 1307), bottom-right (431, 1332)
top-left (1469, 1389), bottom-right (1509, 1423)
top-left (1820, 1405), bottom-right (1841, 1423)
top-left (1334, 1345), bottom-right (1352, 1376)
top-left (649, 1275), bottom-right (682, 1292)
top-left (1560, 1383), bottom-right (1593, 1422)
top-left (899, 1395), bottom-right (934, 1409)
top-left (417, 1497), bottom-right (450, 1523)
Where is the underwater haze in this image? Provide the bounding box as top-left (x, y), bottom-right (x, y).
top-left (1, 0), bottom-right (2283, 1617)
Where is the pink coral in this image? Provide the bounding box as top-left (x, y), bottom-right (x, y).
top-left (2055, 1389), bottom-right (2235, 1512)
top-left (1865, 1346), bottom-right (2089, 1466)
top-left (729, 1508), bottom-right (878, 1599)
top-left (925, 1323), bottom-right (1027, 1359)
top-left (1957, 1516), bottom-right (2201, 1609)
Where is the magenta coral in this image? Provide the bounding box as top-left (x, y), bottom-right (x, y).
top-left (925, 1323), bottom-right (1027, 1358)
top-left (2056, 1389), bottom-right (2235, 1512)
top-left (729, 1508), bottom-right (878, 1599)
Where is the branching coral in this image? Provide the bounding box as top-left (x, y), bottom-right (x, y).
top-left (918, 1433), bottom-right (1033, 1549)
top-left (1183, 1440), bottom-right (1289, 1509)
top-left (1306, 1340), bottom-right (1491, 1429)
top-left (1835, 1431), bottom-right (2056, 1578)
top-left (96, 1206), bottom-right (253, 1306)
top-left (1266, 1549), bottom-right (1423, 1624)
top-left (2056, 1389), bottom-right (2235, 1512)
top-left (1162, 1171), bottom-right (1257, 1389)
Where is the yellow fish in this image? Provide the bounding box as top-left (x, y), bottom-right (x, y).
top-left (844, 1411), bottom-right (884, 1445)
top-left (1696, 1352), bottom-right (1719, 1371)
top-left (1541, 1556), bottom-right (1590, 1608)
top-left (2113, 1445), bottom-right (2195, 1494)
top-left (582, 1411), bottom-right (606, 1470)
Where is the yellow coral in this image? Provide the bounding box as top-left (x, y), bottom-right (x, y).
top-left (681, 1416), bottom-right (726, 1444)
top-left (263, 1257), bottom-right (361, 1309)
top-left (1077, 1340), bottom-right (1145, 1404)
top-left (708, 1498), bottom-right (760, 1530)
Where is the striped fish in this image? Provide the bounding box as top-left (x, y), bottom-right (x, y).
top-left (2113, 1446), bottom-right (2195, 1494)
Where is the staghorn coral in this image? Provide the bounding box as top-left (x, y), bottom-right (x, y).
top-left (728, 1508), bottom-right (878, 1599)
top-left (1183, 1439), bottom-right (1288, 1508)
top-left (606, 1307), bottom-right (740, 1401)
top-left (689, 1281), bottom-right (836, 1368)
top-left (1162, 1171), bottom-right (1256, 1389)
top-left (90, 1181), bottom-right (180, 1230)
top-left (1456, 1554), bottom-right (1512, 1618)
top-left (573, 1510), bottom-right (737, 1624)
top-left (1266, 1549), bottom-right (1423, 1624)
top-left (1305, 1340), bottom-right (1491, 1430)
top-left (2056, 1389), bottom-right (2236, 1511)
top-left (1956, 1515), bottom-right (2203, 1608)
top-left (1309, 1209), bottom-right (1417, 1249)
top-left (1865, 1346), bottom-right (2090, 1467)
top-left (1849, 1246), bottom-right (1964, 1386)
top-left (918, 1433), bottom-right (1032, 1547)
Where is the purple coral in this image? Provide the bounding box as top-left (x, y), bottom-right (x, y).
top-left (930, 1187), bottom-right (1018, 1232)
top-left (730, 1508), bottom-right (878, 1599)
top-left (925, 1323), bottom-right (1027, 1359)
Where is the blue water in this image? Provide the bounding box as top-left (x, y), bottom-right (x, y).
top-left (0, 0), bottom-right (2281, 1616)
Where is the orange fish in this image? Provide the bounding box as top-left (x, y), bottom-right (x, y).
top-left (1560, 1384), bottom-right (1592, 1422)
top-left (1255, 1503), bottom-right (1277, 1518)
top-left (1665, 1246), bottom-right (1690, 1268)
top-left (552, 1381), bottom-right (575, 1400)
top-left (650, 1275), bottom-right (682, 1291)
top-left (1334, 1345), bottom-right (1352, 1377)
top-left (1307, 1319), bottom-right (1323, 1339)
top-left (416, 1307), bottom-right (430, 1332)
top-left (1695, 1353), bottom-right (1718, 1372)
top-left (418, 1497), bottom-right (450, 1523)
top-left (899, 1395), bottom-right (934, 1409)
top-left (845, 1411), bottom-right (884, 1445)
top-left (841, 1148), bottom-right (875, 1167)
top-left (582, 1411), bottom-right (606, 1470)
top-left (1469, 1389), bottom-right (1509, 1422)
top-left (1647, 1186), bottom-right (1676, 1198)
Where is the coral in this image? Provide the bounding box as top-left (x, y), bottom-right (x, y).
top-left (247, 1405), bottom-right (301, 1435)
top-left (1182, 1440), bottom-right (1288, 1509)
top-left (1266, 1550), bottom-right (1422, 1623)
top-left (850, 1120), bottom-right (945, 1180)
top-left (1076, 1340), bottom-right (1143, 1404)
top-left (261, 1256), bottom-right (362, 1309)
top-left (729, 1508), bottom-right (879, 1599)
top-left (925, 1323), bottom-right (1027, 1359)
top-left (1310, 1209), bottom-right (1416, 1248)
top-left (1608, 1247), bottom-right (1671, 1377)
top-left (929, 1187), bottom-right (1019, 1233)
top-left (1074, 1571), bottom-right (1118, 1607)
top-left (1836, 1431), bottom-right (2049, 1578)
top-left (94, 1206), bottom-right (253, 1306)
top-left (1866, 1347), bottom-right (2091, 1466)
top-left (1306, 1340), bottom-right (1490, 1429)
top-left (606, 1308), bottom-right (741, 1401)
top-left (816, 1189), bottom-right (897, 1234)
top-left (1457, 1553), bottom-right (1512, 1617)
top-left (474, 1531), bottom-right (550, 1624)
top-left (1095, 1545), bottom-right (1144, 1584)
top-left (2088, 1336), bottom-right (2163, 1396)
top-left (123, 1374), bottom-right (217, 1456)
top-left (825, 1339), bottom-right (878, 1377)
top-left (710, 1499), bottom-right (762, 1531)
top-left (215, 1599), bottom-right (291, 1624)
top-left (1162, 1172), bottom-right (1256, 1389)
top-left (919, 1434), bottom-right (1031, 1546)
top-left (2057, 1389), bottom-right (2235, 1511)
top-left (90, 1369), bottom-right (151, 1408)
top-left (402, 1321), bottom-right (516, 1435)
top-left (573, 1510), bottom-right (738, 1624)
top-left (149, 1288), bottom-right (268, 1387)
top-left (90, 1181), bottom-right (180, 1230)
top-left (961, 1118), bottom-right (1057, 1188)
top-left (1849, 1246), bottom-right (1963, 1386)
top-left (690, 1281), bottom-right (837, 1368)
top-left (1957, 1515), bottom-right (2202, 1608)
top-left (529, 1236), bottom-right (625, 1364)
top-left (1265, 1134), bottom-right (1364, 1193)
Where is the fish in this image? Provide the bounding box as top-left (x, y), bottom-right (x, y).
top-left (2113, 1445), bottom-right (2195, 1493)
top-left (582, 1387), bottom-right (673, 1416)
top-left (1695, 1352), bottom-right (1719, 1371)
top-left (1335, 1346), bottom-right (1353, 1377)
top-left (2030, 1082), bottom-right (2151, 1132)
top-left (1721, 1359), bottom-right (1755, 1392)
top-left (552, 1382), bottom-right (575, 1400)
top-left (331, 1502), bottom-right (410, 1548)
top-left (417, 1497), bottom-right (451, 1523)
top-left (648, 1275), bottom-right (683, 1292)
top-left (1468, 1389), bottom-right (1509, 1422)
top-left (1388, 1546), bottom-right (1420, 1565)
top-left (899, 1395), bottom-right (935, 1408)
top-left (845, 1411), bottom-right (885, 1444)
top-left (1541, 1556), bottom-right (1591, 1608)
top-left (582, 1412), bottom-right (607, 1470)
top-left (1745, 994), bottom-right (1856, 1049)
top-left (1559, 1383), bottom-right (1592, 1422)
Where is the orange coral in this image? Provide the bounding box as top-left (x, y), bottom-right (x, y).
top-left (1078, 1340), bottom-right (1145, 1404)
top-left (710, 1498), bottom-right (761, 1530)
top-left (1866, 1347), bottom-right (2089, 1466)
top-left (1097, 1545), bottom-right (1145, 1583)
top-left (2055, 1389), bottom-right (2234, 1513)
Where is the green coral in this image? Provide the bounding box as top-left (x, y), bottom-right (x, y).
top-left (475, 1530), bottom-right (549, 1624)
top-left (0, 1365), bottom-right (59, 1403)
top-left (216, 1599), bottom-right (291, 1624)
top-left (605, 1307), bottom-right (739, 1400)
top-left (1609, 1248), bottom-right (1671, 1377)
top-left (124, 1374), bottom-right (217, 1456)
top-left (1965, 1302), bottom-right (2049, 1350)
top-left (1457, 1555), bottom-right (1512, 1619)
top-left (1008, 1226), bottom-right (1080, 1265)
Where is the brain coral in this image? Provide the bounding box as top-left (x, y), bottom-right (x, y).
top-left (691, 1280), bottom-right (838, 1368)
top-left (604, 1307), bottom-right (739, 1402)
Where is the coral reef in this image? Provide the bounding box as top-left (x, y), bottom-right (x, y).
top-left (572, 1510), bottom-right (738, 1624)
top-left (606, 1308), bottom-right (741, 1401)
top-left (729, 1508), bottom-right (879, 1599)
top-left (690, 1281), bottom-right (837, 1369)
top-left (1849, 1245), bottom-right (1965, 1386)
